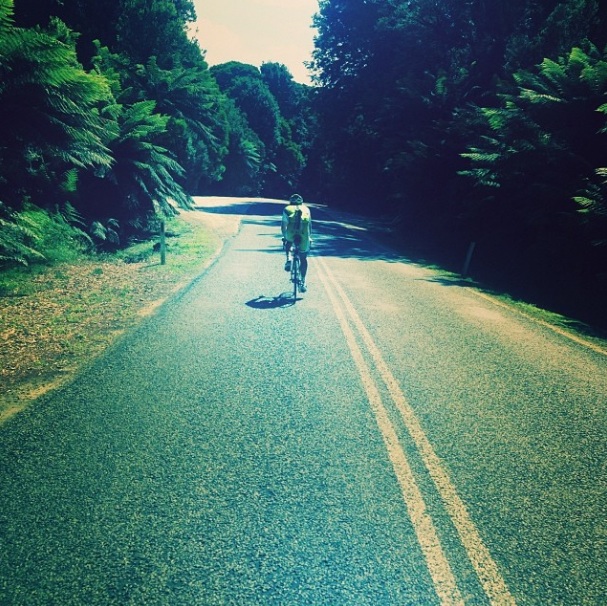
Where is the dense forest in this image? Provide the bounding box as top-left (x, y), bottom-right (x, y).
top-left (310, 0), bottom-right (607, 325)
top-left (2, 0), bottom-right (607, 326)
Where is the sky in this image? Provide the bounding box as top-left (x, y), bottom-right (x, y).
top-left (189, 0), bottom-right (319, 85)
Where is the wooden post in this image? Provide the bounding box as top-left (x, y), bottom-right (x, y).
top-left (462, 241), bottom-right (476, 277)
top-left (160, 220), bottom-right (166, 265)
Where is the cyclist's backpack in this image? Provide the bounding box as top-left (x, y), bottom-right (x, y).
top-left (291, 207), bottom-right (310, 235)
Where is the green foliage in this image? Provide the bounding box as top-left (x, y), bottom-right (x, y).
top-left (308, 0), bottom-right (607, 318)
top-left (575, 158), bottom-right (607, 247)
top-left (0, 202), bottom-right (90, 267)
top-left (260, 63), bottom-right (310, 195)
top-left (454, 39), bottom-right (607, 304)
top-left (80, 99), bottom-right (192, 237)
top-left (1, 0), bottom-right (316, 243)
top-left (0, 2), bottom-right (113, 210)
top-left (0, 203), bottom-right (46, 266)
top-left (310, 0), bottom-right (485, 208)
top-left (210, 61), bottom-right (309, 196)
top-left (212, 62), bottom-right (281, 152)
top-left (310, 0), bottom-right (607, 218)
top-left (209, 99), bottom-right (263, 196)
top-left (115, 0), bottom-right (199, 66)
top-left (114, 54), bottom-right (229, 192)
top-left (261, 62), bottom-right (303, 120)
top-left (89, 218), bottom-right (121, 250)
top-left (461, 44), bottom-right (607, 211)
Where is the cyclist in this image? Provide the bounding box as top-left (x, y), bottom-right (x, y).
top-left (281, 193), bottom-right (312, 291)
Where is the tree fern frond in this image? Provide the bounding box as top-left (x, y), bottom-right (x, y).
top-left (60, 168), bottom-right (79, 194)
top-left (565, 47), bottom-right (588, 75)
top-left (574, 196), bottom-right (594, 211)
top-left (460, 150), bottom-right (501, 163)
top-left (581, 61), bottom-right (607, 94)
top-left (481, 108), bottom-right (509, 131)
top-left (518, 89), bottom-right (563, 104)
top-left (538, 57), bottom-right (569, 93)
top-left (457, 168), bottom-right (501, 188)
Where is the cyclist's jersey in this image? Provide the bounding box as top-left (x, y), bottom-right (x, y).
top-left (281, 204), bottom-right (312, 252)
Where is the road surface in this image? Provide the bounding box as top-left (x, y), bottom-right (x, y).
top-left (1, 198), bottom-right (606, 605)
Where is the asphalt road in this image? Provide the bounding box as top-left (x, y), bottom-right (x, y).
top-left (1, 198), bottom-right (606, 605)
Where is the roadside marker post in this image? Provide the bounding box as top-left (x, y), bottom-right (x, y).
top-left (160, 220), bottom-right (167, 265)
top-left (462, 241), bottom-right (476, 277)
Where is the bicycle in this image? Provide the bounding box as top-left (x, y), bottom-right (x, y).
top-left (284, 237), bottom-right (305, 300)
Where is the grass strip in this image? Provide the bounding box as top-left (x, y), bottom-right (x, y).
top-left (0, 215), bottom-right (220, 423)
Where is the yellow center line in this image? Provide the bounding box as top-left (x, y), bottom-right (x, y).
top-left (318, 257), bottom-right (516, 606)
top-left (317, 261), bottom-right (465, 606)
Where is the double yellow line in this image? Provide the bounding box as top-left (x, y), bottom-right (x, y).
top-left (316, 257), bottom-right (516, 606)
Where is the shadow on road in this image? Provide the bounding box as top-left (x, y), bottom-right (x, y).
top-left (245, 294), bottom-right (296, 309)
top-left (195, 201), bottom-right (282, 217)
top-left (195, 199), bottom-right (415, 264)
top-left (425, 276), bottom-right (479, 288)
top-left (194, 198), bottom-right (607, 334)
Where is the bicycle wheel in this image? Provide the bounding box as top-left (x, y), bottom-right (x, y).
top-left (291, 252), bottom-right (299, 300)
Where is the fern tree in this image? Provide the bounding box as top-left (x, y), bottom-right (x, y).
top-left (79, 98), bottom-right (192, 245)
top-left (461, 44), bottom-right (607, 237)
top-left (111, 100), bottom-right (192, 213)
top-left (115, 54), bottom-right (229, 193)
top-left (574, 100), bottom-right (607, 252)
top-left (0, 1), bottom-right (113, 210)
top-left (209, 99), bottom-right (263, 197)
top-left (0, 0), bottom-right (112, 263)
top-left (0, 202), bottom-right (45, 266)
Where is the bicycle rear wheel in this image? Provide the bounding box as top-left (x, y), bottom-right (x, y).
top-left (291, 253), bottom-right (299, 300)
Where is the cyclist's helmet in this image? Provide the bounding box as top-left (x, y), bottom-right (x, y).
top-left (290, 193), bottom-right (303, 205)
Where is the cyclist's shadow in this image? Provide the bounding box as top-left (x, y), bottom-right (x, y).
top-left (246, 294), bottom-right (296, 309)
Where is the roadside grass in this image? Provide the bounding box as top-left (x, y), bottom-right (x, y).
top-left (479, 292), bottom-right (607, 352)
top-left (426, 268), bottom-right (607, 352)
top-left (0, 214), bottom-right (220, 424)
top-left (374, 217), bottom-right (607, 351)
top-left (331, 206), bottom-right (607, 352)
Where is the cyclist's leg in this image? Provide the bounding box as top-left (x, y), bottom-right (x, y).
top-left (300, 252), bottom-right (308, 280)
top-left (299, 252), bottom-right (308, 292)
top-left (284, 240), bottom-right (292, 271)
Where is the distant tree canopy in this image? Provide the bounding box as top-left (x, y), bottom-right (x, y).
top-left (210, 61), bottom-right (309, 196)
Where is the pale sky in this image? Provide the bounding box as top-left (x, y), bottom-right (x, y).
top-left (189, 0), bottom-right (319, 85)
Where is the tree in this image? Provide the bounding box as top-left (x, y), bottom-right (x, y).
top-left (208, 99), bottom-right (263, 196)
top-left (0, 2), bottom-right (113, 210)
top-left (211, 61), bottom-right (310, 196)
top-left (459, 43), bottom-right (607, 287)
top-left (115, 0), bottom-right (198, 67)
top-left (7, 0), bottom-right (234, 231)
top-left (211, 62), bottom-right (281, 153)
top-left (78, 99), bottom-right (192, 245)
top-left (260, 62), bottom-right (303, 120)
top-left (97, 50), bottom-right (229, 193)
top-left (0, 0), bottom-right (114, 262)
top-left (461, 44), bottom-right (607, 214)
top-left (311, 0), bottom-right (383, 89)
top-left (14, 0), bottom-right (200, 68)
